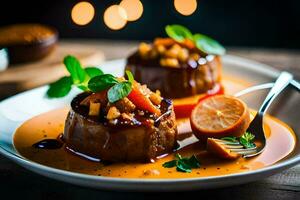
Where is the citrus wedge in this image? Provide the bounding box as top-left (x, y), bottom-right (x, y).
top-left (190, 95), bottom-right (250, 142)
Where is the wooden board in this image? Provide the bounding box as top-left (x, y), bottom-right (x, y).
top-left (0, 42), bottom-right (105, 98)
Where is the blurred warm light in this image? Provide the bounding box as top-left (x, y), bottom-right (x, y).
top-left (174, 0), bottom-right (197, 16)
top-left (71, 2), bottom-right (95, 26)
top-left (120, 0), bottom-right (143, 21)
top-left (104, 5), bottom-right (128, 30)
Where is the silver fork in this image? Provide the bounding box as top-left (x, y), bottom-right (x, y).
top-left (213, 71), bottom-right (294, 158)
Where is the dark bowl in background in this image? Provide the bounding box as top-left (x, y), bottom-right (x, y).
top-left (0, 24), bottom-right (58, 64)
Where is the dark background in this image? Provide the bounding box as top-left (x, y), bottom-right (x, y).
top-left (0, 0), bottom-right (299, 48)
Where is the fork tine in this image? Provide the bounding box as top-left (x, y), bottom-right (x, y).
top-left (212, 138), bottom-right (258, 157)
top-left (213, 139), bottom-right (240, 145)
top-left (231, 149), bottom-right (257, 155)
top-left (230, 147), bottom-right (257, 152)
top-left (224, 145), bottom-right (244, 149)
top-left (240, 150), bottom-right (258, 156)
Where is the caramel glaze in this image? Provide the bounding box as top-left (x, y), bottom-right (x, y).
top-left (126, 52), bottom-right (222, 98)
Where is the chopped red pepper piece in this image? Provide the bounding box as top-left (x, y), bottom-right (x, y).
top-left (127, 85), bottom-right (161, 116)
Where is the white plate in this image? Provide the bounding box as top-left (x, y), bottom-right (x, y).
top-left (0, 55), bottom-right (299, 191)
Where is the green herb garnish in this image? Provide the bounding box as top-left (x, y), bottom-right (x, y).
top-left (221, 132), bottom-right (256, 149)
top-left (165, 24), bottom-right (226, 55)
top-left (163, 153), bottom-right (201, 173)
top-left (47, 56), bottom-right (136, 103)
top-left (88, 74), bottom-right (119, 92)
top-left (46, 55), bottom-right (103, 98)
top-left (107, 81), bottom-right (132, 103)
top-left (46, 76), bottom-right (72, 98)
top-left (165, 24), bottom-right (193, 42)
top-left (88, 70), bottom-right (134, 103)
top-left (85, 67), bottom-right (104, 78)
top-left (63, 55), bottom-right (86, 84)
top-left (126, 70), bottom-right (134, 84)
top-left (46, 55), bottom-right (135, 103)
top-left (193, 33), bottom-right (226, 55)
top-left (239, 132), bottom-right (256, 148)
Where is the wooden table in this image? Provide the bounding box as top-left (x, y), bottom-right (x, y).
top-left (0, 40), bottom-right (299, 199)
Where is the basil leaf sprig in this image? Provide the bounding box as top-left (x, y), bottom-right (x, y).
top-left (163, 153), bottom-right (201, 173)
top-left (107, 81), bottom-right (132, 103)
top-left (88, 74), bottom-right (119, 92)
top-left (165, 24), bottom-right (193, 42)
top-left (87, 70), bottom-right (135, 103)
top-left (47, 55), bottom-right (135, 103)
top-left (221, 132), bottom-right (256, 149)
top-left (193, 33), bottom-right (226, 55)
top-left (46, 55), bottom-right (103, 98)
top-left (165, 24), bottom-right (226, 55)
top-left (46, 76), bottom-right (73, 98)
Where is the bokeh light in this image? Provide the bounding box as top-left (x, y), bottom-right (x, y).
top-left (104, 5), bottom-right (128, 30)
top-left (174, 0), bottom-right (197, 16)
top-left (120, 0), bottom-right (143, 21)
top-left (71, 2), bottom-right (95, 26)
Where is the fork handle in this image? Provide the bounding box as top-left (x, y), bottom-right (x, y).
top-left (258, 71), bottom-right (293, 114)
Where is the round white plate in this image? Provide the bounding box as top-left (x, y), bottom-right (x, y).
top-left (0, 55), bottom-right (299, 191)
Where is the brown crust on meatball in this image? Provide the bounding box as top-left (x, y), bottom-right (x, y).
top-left (63, 94), bottom-right (178, 162)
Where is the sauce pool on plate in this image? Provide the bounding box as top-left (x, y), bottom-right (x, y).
top-left (13, 107), bottom-right (296, 179)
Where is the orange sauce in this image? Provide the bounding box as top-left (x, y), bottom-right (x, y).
top-left (13, 78), bottom-right (297, 179)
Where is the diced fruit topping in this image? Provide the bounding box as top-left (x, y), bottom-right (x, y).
top-left (135, 24), bottom-right (226, 68)
top-left (88, 102), bottom-right (101, 116)
top-left (139, 42), bottom-right (151, 58)
top-left (160, 58), bottom-right (179, 68)
top-left (115, 97), bottom-right (136, 113)
top-left (107, 106), bottom-right (121, 120)
top-left (149, 92), bottom-right (162, 106)
top-left (73, 69), bottom-right (164, 123)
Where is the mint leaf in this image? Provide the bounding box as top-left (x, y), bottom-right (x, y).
top-left (88, 74), bottom-right (119, 92)
top-left (176, 159), bottom-right (192, 173)
top-left (74, 67), bottom-right (104, 91)
top-left (239, 132), bottom-right (256, 148)
top-left (162, 160), bottom-right (177, 168)
top-left (187, 155), bottom-right (201, 168)
top-left (107, 81), bottom-right (132, 103)
top-left (85, 67), bottom-right (103, 78)
top-left (125, 70), bottom-right (134, 84)
top-left (46, 76), bottom-right (72, 98)
top-left (64, 55), bottom-right (86, 84)
top-left (165, 24), bottom-right (193, 42)
top-left (193, 34), bottom-right (226, 55)
top-left (162, 154), bottom-right (200, 173)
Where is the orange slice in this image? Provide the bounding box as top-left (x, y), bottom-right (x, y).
top-left (190, 95), bottom-right (250, 142)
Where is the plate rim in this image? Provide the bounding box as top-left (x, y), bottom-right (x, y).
top-left (0, 54), bottom-right (299, 188)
